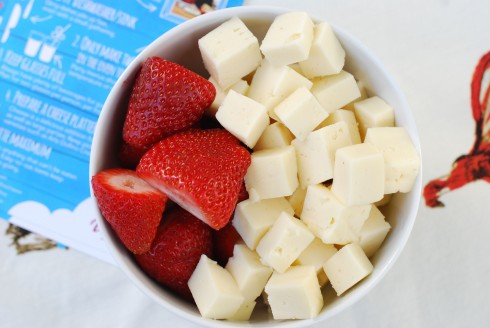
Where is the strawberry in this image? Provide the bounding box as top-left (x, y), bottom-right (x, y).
top-left (212, 182), bottom-right (248, 266)
top-left (91, 168), bottom-right (167, 254)
top-left (136, 128), bottom-right (251, 230)
top-left (118, 142), bottom-right (149, 169)
top-left (212, 221), bottom-right (242, 266)
top-left (122, 57), bottom-right (216, 149)
top-left (237, 181), bottom-right (249, 203)
top-left (134, 207), bottom-right (213, 300)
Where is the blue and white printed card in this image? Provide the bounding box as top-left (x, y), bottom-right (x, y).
top-left (0, 0), bottom-right (243, 263)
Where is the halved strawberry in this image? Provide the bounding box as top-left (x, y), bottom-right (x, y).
top-left (91, 168), bottom-right (167, 254)
top-left (134, 206), bottom-right (213, 300)
top-left (122, 57), bottom-right (216, 149)
top-left (136, 128), bottom-right (251, 230)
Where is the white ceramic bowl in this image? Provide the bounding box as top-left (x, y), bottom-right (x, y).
top-left (89, 5), bottom-right (422, 327)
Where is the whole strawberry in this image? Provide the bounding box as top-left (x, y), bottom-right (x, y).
top-left (122, 57), bottom-right (216, 149)
top-left (91, 168), bottom-right (167, 254)
top-left (137, 128), bottom-right (251, 230)
top-left (134, 207), bottom-right (213, 300)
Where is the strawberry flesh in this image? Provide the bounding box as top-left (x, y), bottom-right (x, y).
top-left (136, 128), bottom-right (251, 230)
top-left (91, 168), bottom-right (167, 254)
top-left (122, 57), bottom-right (216, 149)
top-left (134, 207), bottom-right (213, 300)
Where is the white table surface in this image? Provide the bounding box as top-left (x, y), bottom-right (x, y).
top-left (2, 0), bottom-right (490, 327)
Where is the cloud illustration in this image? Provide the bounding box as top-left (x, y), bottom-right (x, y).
top-left (8, 198), bottom-right (116, 264)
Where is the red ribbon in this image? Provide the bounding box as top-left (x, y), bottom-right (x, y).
top-left (424, 51), bottom-right (490, 207)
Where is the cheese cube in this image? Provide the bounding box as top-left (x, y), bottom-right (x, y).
top-left (233, 197), bottom-right (294, 250)
top-left (226, 244), bottom-right (273, 303)
top-left (331, 143), bottom-right (385, 206)
top-left (247, 59), bottom-right (313, 119)
top-left (244, 146), bottom-right (299, 200)
top-left (199, 17), bottom-right (262, 89)
top-left (207, 77), bottom-right (249, 116)
top-left (299, 21), bottom-right (346, 78)
top-left (287, 186), bottom-right (307, 217)
top-left (301, 184), bottom-right (371, 245)
top-left (265, 266), bottom-right (323, 319)
top-left (256, 211), bottom-right (314, 273)
top-left (274, 86), bottom-right (329, 140)
top-left (359, 205), bottom-right (391, 258)
top-left (253, 122), bottom-right (294, 151)
top-left (188, 255), bottom-right (244, 319)
top-left (289, 63), bottom-right (304, 75)
top-left (260, 12), bottom-right (314, 66)
top-left (227, 301), bottom-right (256, 321)
top-left (323, 243), bottom-right (373, 296)
top-left (216, 90), bottom-right (269, 148)
top-left (364, 127), bottom-right (421, 194)
top-left (311, 70), bottom-right (361, 113)
top-left (294, 238), bottom-right (338, 287)
top-left (343, 80), bottom-right (368, 111)
top-left (317, 109), bottom-right (362, 144)
top-left (354, 96), bottom-right (395, 140)
top-left (292, 121), bottom-right (352, 187)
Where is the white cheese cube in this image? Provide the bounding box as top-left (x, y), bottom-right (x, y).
top-left (331, 143), bottom-right (385, 206)
top-left (256, 212), bottom-right (314, 273)
top-left (287, 186), bottom-right (307, 217)
top-left (230, 79), bottom-right (250, 95)
top-left (260, 12), bottom-right (314, 66)
top-left (359, 205), bottom-right (391, 258)
top-left (274, 86), bottom-right (329, 140)
top-left (265, 266), bottom-right (323, 319)
top-left (188, 254), bottom-right (244, 319)
top-left (233, 197), bottom-right (294, 250)
top-left (364, 127), bottom-right (421, 194)
top-left (299, 21), bottom-right (345, 78)
top-left (227, 301), bottom-right (256, 321)
top-left (301, 184), bottom-right (371, 245)
top-left (294, 238), bottom-right (338, 287)
top-left (253, 122), bottom-right (294, 151)
top-left (247, 59), bottom-right (313, 119)
top-left (199, 17), bottom-right (262, 89)
top-left (289, 63), bottom-right (304, 75)
top-left (318, 109), bottom-right (362, 144)
top-left (311, 70), bottom-right (361, 113)
top-left (216, 90), bottom-right (269, 148)
top-left (207, 77), bottom-right (249, 116)
top-left (354, 96), bottom-right (395, 140)
top-left (323, 243), bottom-right (373, 296)
top-left (344, 80), bottom-right (368, 111)
top-left (292, 121), bottom-right (352, 187)
top-left (226, 244), bottom-right (273, 303)
top-left (244, 146), bottom-right (299, 200)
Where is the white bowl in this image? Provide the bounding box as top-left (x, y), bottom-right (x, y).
top-left (89, 5), bottom-right (422, 327)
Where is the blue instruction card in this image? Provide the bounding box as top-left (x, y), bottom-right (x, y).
top-left (0, 0), bottom-right (243, 262)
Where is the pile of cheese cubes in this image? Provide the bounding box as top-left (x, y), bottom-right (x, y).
top-left (187, 12), bottom-right (420, 321)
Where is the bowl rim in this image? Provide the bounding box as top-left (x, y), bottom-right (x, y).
top-left (89, 5), bottom-right (422, 327)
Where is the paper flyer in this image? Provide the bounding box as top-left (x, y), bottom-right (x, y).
top-left (0, 0), bottom-right (243, 263)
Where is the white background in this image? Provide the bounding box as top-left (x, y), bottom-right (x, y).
top-left (1, 0), bottom-right (490, 327)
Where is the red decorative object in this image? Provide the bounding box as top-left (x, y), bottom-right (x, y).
top-left (424, 51), bottom-right (490, 207)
